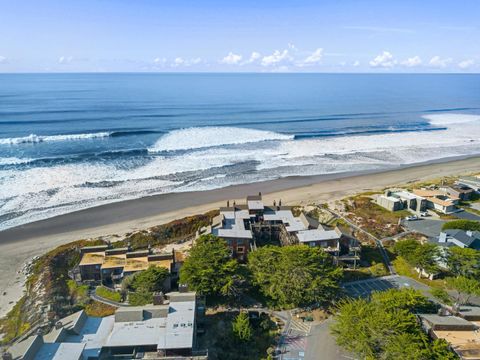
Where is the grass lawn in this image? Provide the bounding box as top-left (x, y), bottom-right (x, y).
top-left (95, 286), bottom-right (122, 303)
top-left (392, 256), bottom-right (445, 289)
top-left (84, 301), bottom-right (117, 317)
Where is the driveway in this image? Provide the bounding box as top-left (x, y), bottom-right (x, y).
top-left (452, 210), bottom-right (480, 221)
top-left (304, 318), bottom-right (356, 360)
top-left (402, 218), bottom-right (446, 237)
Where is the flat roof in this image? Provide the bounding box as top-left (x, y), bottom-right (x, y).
top-left (212, 208), bottom-right (253, 239)
top-left (64, 316), bottom-right (115, 359)
top-left (35, 342), bottom-right (85, 360)
top-left (101, 254), bottom-right (126, 269)
top-left (421, 314), bottom-right (474, 327)
top-left (247, 199), bottom-right (264, 210)
top-left (107, 299), bottom-right (196, 351)
top-left (79, 252), bottom-right (105, 266)
top-left (296, 229), bottom-right (341, 243)
top-left (107, 317), bottom-right (167, 348)
top-left (380, 195), bottom-right (402, 203)
top-left (162, 300), bottom-right (195, 350)
top-left (263, 209), bottom-right (306, 232)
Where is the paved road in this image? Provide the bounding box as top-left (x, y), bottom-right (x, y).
top-left (453, 210), bottom-right (480, 221)
top-left (304, 319), bottom-right (356, 360)
top-left (402, 218), bottom-right (446, 238)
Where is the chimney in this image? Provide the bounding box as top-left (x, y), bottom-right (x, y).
top-left (55, 321), bottom-right (63, 330)
top-left (466, 230), bottom-right (473, 237)
top-left (439, 232), bottom-right (447, 243)
top-left (153, 292), bottom-right (165, 305)
top-left (258, 191), bottom-right (262, 198)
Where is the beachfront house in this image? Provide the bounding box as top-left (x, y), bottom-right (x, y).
top-left (413, 189), bottom-right (459, 214)
top-left (197, 194), bottom-right (360, 266)
top-left (376, 189), bottom-right (427, 213)
top-left (5, 291), bottom-right (207, 360)
top-left (77, 245), bottom-right (177, 287)
top-left (457, 176), bottom-right (480, 193)
top-left (440, 185), bottom-right (475, 201)
top-left (436, 229), bottom-right (480, 250)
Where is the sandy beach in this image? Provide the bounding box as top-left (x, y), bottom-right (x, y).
top-left (1, 155), bottom-right (480, 317)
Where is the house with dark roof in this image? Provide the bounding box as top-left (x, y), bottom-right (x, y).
top-left (437, 229), bottom-right (480, 250)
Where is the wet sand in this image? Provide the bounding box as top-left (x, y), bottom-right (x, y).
top-left (0, 155), bottom-right (479, 317)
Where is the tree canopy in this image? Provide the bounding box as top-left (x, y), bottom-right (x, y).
top-left (331, 288), bottom-right (454, 360)
top-left (442, 220), bottom-right (480, 232)
top-left (446, 276), bottom-right (480, 306)
top-left (394, 239), bottom-right (441, 277)
top-left (179, 235), bottom-right (241, 296)
top-left (232, 312), bottom-right (252, 342)
top-left (247, 245), bottom-right (342, 309)
top-left (447, 247), bottom-right (480, 278)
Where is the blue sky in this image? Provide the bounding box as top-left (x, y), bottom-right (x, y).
top-left (0, 0), bottom-right (479, 72)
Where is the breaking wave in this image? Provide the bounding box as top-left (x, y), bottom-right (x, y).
top-left (148, 126), bottom-right (294, 152)
top-left (0, 132), bottom-right (111, 145)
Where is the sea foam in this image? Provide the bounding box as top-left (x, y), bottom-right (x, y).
top-left (0, 132), bottom-right (111, 145)
top-left (148, 126), bottom-right (294, 152)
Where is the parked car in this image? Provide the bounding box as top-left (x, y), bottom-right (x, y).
top-left (405, 215), bottom-right (419, 221)
top-left (419, 211), bottom-right (428, 217)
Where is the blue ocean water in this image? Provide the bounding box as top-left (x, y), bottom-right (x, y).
top-left (1, 73), bottom-right (480, 229)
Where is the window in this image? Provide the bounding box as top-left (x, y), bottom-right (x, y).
top-left (237, 246), bottom-right (245, 253)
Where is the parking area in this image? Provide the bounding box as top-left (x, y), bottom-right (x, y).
top-left (343, 275), bottom-right (431, 299)
top-left (452, 210), bottom-right (480, 221)
top-left (402, 218), bottom-right (445, 238)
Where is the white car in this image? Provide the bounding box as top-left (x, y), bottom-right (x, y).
top-left (405, 215), bottom-right (419, 221)
top-left (419, 211), bottom-right (428, 217)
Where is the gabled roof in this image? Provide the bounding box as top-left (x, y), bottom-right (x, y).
top-left (444, 229), bottom-right (480, 247)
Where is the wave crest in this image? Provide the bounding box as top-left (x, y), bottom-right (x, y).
top-left (148, 126), bottom-right (294, 152)
top-left (0, 132), bottom-right (111, 145)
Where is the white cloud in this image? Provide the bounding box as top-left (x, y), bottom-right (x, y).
top-left (0, 56), bottom-right (6, 64)
top-left (154, 57), bottom-right (167, 65)
top-left (401, 56), bottom-right (422, 67)
top-left (369, 51), bottom-right (396, 68)
top-left (458, 59), bottom-right (475, 69)
top-left (190, 57), bottom-right (202, 65)
top-left (261, 49), bottom-right (291, 67)
top-left (301, 48), bottom-right (324, 65)
top-left (173, 57), bottom-right (185, 66)
top-left (58, 56), bottom-right (73, 64)
top-left (429, 56), bottom-right (452, 68)
top-left (247, 51), bottom-right (261, 63)
top-left (353, 60), bottom-right (360, 67)
top-left (221, 52), bottom-right (242, 65)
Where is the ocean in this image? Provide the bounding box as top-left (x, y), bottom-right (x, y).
top-left (1, 73), bottom-right (480, 230)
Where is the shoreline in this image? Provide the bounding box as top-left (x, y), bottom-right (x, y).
top-left (1, 154), bottom-right (480, 318)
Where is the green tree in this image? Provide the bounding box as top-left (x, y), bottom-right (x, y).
top-left (447, 276), bottom-right (480, 306)
top-left (372, 288), bottom-right (437, 313)
top-left (129, 266), bottom-right (170, 293)
top-left (410, 243), bottom-right (441, 278)
top-left (331, 289), bottom-right (454, 360)
top-left (394, 238), bottom-right (421, 260)
top-left (248, 245), bottom-right (342, 309)
top-left (430, 288), bottom-right (453, 305)
top-left (232, 312), bottom-right (252, 341)
top-left (447, 247), bottom-right (480, 278)
top-left (179, 235), bottom-right (241, 296)
top-left (442, 220), bottom-right (480, 232)
top-left (395, 240), bottom-right (440, 278)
